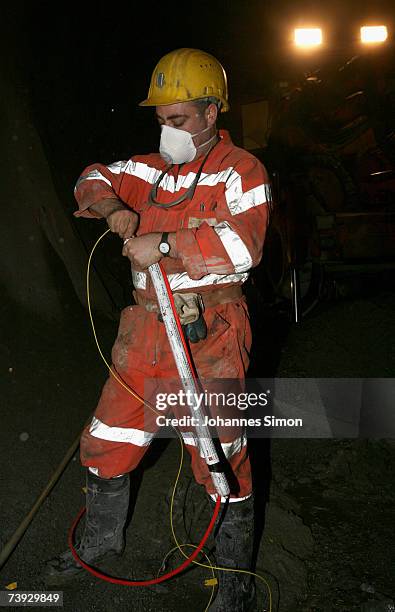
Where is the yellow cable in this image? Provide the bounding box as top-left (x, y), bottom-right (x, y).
top-left (158, 543), bottom-right (216, 611)
top-left (86, 229), bottom-right (272, 611)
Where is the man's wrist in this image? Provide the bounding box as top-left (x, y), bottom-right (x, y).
top-left (89, 198), bottom-right (126, 219)
top-left (168, 233), bottom-right (178, 258)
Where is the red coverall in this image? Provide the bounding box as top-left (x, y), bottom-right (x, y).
top-left (74, 130), bottom-right (271, 500)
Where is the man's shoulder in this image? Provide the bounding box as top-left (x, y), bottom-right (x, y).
top-left (130, 152), bottom-right (166, 169)
top-left (226, 143), bottom-right (263, 166)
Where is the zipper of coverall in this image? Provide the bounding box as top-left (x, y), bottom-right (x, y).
top-left (149, 161), bottom-right (181, 368)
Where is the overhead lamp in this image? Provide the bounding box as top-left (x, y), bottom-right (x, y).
top-left (360, 25), bottom-right (388, 44)
top-left (294, 28), bottom-right (323, 47)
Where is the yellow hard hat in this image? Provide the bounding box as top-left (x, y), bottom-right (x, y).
top-left (139, 48), bottom-right (229, 112)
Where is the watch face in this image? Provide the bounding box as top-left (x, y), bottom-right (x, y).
top-left (159, 242), bottom-right (170, 254)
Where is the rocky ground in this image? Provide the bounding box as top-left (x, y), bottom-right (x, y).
top-left (268, 282), bottom-right (395, 612)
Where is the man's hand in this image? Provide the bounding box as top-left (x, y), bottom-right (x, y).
top-left (88, 198), bottom-right (139, 239)
top-left (107, 209), bottom-right (139, 239)
top-left (122, 233), bottom-right (163, 270)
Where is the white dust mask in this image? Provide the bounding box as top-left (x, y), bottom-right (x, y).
top-left (159, 124), bottom-right (217, 165)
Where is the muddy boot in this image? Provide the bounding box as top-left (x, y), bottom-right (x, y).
top-left (208, 496), bottom-right (256, 612)
top-left (44, 470), bottom-right (130, 585)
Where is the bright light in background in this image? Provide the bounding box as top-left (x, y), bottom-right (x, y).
top-left (360, 25), bottom-right (388, 44)
top-left (294, 28), bottom-right (323, 47)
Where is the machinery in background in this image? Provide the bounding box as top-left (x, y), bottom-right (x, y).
top-left (247, 48), bottom-right (395, 320)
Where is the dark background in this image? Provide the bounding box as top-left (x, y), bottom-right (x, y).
top-left (9, 0), bottom-right (395, 172)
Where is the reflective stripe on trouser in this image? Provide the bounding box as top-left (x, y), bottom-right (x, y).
top-left (80, 298), bottom-right (253, 498)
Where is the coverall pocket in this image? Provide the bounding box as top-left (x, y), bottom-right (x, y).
top-left (207, 308), bottom-right (231, 338)
top-left (193, 306), bottom-right (244, 379)
top-left (186, 214), bottom-right (218, 229)
top-left (182, 198), bottom-right (219, 229)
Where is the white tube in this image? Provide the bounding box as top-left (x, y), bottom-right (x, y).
top-left (148, 263), bottom-right (230, 498)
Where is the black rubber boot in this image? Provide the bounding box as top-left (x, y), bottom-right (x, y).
top-left (208, 496), bottom-right (256, 612)
top-left (44, 470), bottom-right (130, 584)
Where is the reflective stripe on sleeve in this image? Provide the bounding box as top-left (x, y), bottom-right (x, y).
top-left (225, 174), bottom-right (270, 216)
top-left (108, 160), bottom-right (162, 185)
top-left (75, 169), bottom-right (112, 190)
top-left (106, 160), bottom-right (130, 175)
top-left (89, 416), bottom-right (155, 446)
top-left (214, 222), bottom-right (253, 272)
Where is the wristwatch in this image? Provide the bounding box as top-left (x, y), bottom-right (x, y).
top-left (158, 232), bottom-right (171, 257)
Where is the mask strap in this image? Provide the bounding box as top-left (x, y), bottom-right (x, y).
top-left (147, 138), bottom-right (218, 209)
top-left (191, 125), bottom-right (212, 138)
top-left (196, 133), bottom-right (218, 150)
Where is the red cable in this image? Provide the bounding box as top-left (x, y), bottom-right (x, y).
top-left (68, 494), bottom-right (221, 585)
